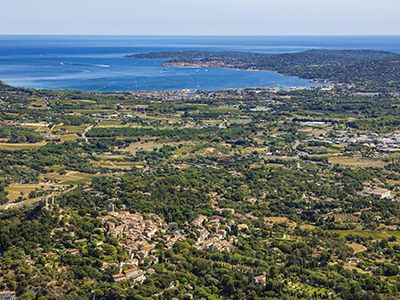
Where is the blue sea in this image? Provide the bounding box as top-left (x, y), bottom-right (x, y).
top-left (0, 35), bottom-right (399, 91)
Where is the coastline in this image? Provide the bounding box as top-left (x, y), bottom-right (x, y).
top-left (162, 60), bottom-right (331, 85)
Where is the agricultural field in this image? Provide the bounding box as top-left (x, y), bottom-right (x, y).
top-left (328, 156), bottom-right (387, 168)
top-left (0, 141), bottom-right (47, 150)
top-left (39, 171), bottom-right (97, 185)
top-left (327, 229), bottom-right (400, 240)
top-left (117, 140), bottom-right (172, 154)
top-left (57, 133), bottom-right (80, 142)
top-left (52, 124), bottom-right (89, 134)
top-left (5, 183), bottom-right (42, 202)
top-left (347, 242), bottom-right (368, 253)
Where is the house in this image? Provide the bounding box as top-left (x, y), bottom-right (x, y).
top-left (66, 248), bottom-right (80, 255)
top-left (207, 218), bottom-right (221, 231)
top-left (113, 267), bottom-right (147, 283)
top-left (112, 273), bottom-right (127, 282)
top-left (122, 258), bottom-right (139, 268)
top-left (254, 273), bottom-right (267, 285)
top-left (237, 224), bottom-right (249, 231)
top-left (125, 268), bottom-right (146, 283)
top-left (147, 255), bottom-right (159, 265)
top-left (124, 267), bottom-right (141, 279)
top-left (202, 238), bottom-right (232, 252)
top-left (191, 215), bottom-right (208, 227)
top-left (195, 228), bottom-right (209, 242)
top-left (216, 230), bottom-right (227, 239)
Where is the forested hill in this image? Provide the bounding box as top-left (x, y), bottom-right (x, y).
top-left (128, 49), bottom-right (400, 84)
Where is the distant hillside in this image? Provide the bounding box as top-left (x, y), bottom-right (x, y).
top-left (128, 50), bottom-right (400, 84)
top-left (329, 56), bottom-right (400, 83)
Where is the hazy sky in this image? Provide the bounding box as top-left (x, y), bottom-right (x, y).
top-left (1, 0), bottom-right (400, 35)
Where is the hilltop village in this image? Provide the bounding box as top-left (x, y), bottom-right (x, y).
top-left (0, 77), bottom-right (399, 299)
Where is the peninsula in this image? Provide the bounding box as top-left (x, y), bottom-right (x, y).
top-left (128, 49), bottom-right (400, 84)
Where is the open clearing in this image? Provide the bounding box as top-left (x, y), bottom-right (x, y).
top-left (117, 141), bottom-right (192, 155)
top-left (40, 171), bottom-right (97, 185)
top-left (21, 122), bottom-right (50, 131)
top-left (1, 185), bottom-right (75, 210)
top-left (0, 141), bottom-right (47, 150)
top-left (4, 183), bottom-right (67, 202)
top-left (328, 157), bottom-right (386, 168)
top-left (93, 160), bottom-right (140, 170)
top-left (300, 224), bottom-right (316, 230)
top-left (52, 124), bottom-right (89, 134)
top-left (28, 98), bottom-right (47, 109)
top-left (327, 229), bottom-right (400, 240)
top-left (347, 243), bottom-right (368, 253)
top-left (344, 264), bottom-right (369, 274)
top-left (95, 153), bottom-right (126, 160)
top-left (240, 146), bottom-right (270, 155)
top-left (5, 184), bottom-right (41, 202)
top-left (264, 216), bottom-right (297, 229)
top-left (57, 134), bottom-right (80, 142)
top-left (97, 120), bottom-right (128, 127)
top-left (117, 141), bottom-right (165, 154)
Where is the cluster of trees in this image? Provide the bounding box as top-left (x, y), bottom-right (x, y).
top-left (0, 127), bottom-right (43, 143)
top-left (0, 178), bottom-right (7, 205)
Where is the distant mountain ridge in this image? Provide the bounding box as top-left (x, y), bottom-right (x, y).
top-left (128, 49), bottom-right (400, 83)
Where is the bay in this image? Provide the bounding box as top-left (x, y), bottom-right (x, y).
top-left (0, 35), bottom-right (399, 91)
